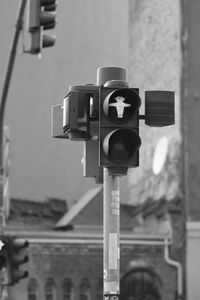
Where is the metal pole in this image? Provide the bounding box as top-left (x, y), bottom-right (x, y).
top-left (0, 0), bottom-right (27, 227)
top-left (103, 168), bottom-right (120, 299)
top-left (97, 67), bottom-right (126, 300)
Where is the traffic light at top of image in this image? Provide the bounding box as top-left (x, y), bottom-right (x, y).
top-left (28, 0), bottom-right (57, 54)
top-left (99, 86), bottom-right (142, 174)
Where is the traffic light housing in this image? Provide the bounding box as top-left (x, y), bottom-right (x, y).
top-left (99, 86), bottom-right (141, 174)
top-left (145, 91), bottom-right (175, 127)
top-left (62, 85), bottom-right (99, 141)
top-left (28, 0), bottom-right (57, 54)
top-left (8, 238), bottom-right (29, 285)
top-left (63, 91), bottom-right (90, 141)
top-left (62, 86), bottom-right (102, 182)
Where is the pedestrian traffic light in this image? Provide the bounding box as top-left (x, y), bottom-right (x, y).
top-left (28, 0), bottom-right (57, 54)
top-left (99, 86), bottom-right (141, 174)
top-left (8, 238), bottom-right (29, 285)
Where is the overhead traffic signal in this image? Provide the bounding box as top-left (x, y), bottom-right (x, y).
top-left (99, 85), bottom-right (141, 174)
top-left (28, 0), bottom-right (57, 54)
top-left (8, 238), bottom-right (29, 285)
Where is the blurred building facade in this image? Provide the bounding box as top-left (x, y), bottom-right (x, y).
top-left (128, 1), bottom-right (200, 300)
top-left (4, 188), bottom-right (181, 300)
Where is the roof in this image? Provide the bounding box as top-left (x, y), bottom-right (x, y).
top-left (54, 188), bottom-right (181, 234)
top-left (9, 197), bottom-right (68, 229)
top-left (55, 187), bottom-right (102, 229)
top-left (7, 189), bottom-right (181, 235)
top-left (54, 188), bottom-right (169, 231)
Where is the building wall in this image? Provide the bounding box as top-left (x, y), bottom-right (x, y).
top-left (5, 197), bottom-right (181, 300)
top-left (182, 0), bottom-right (200, 221)
top-left (127, 0), bottom-right (181, 204)
top-left (127, 1), bottom-right (185, 298)
top-left (10, 242), bottom-right (177, 300)
top-left (186, 223), bottom-right (200, 300)
top-left (127, 1), bottom-right (200, 299)
top-left (181, 2), bottom-right (200, 299)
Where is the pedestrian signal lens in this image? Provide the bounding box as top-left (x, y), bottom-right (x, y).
top-left (103, 129), bottom-right (141, 164)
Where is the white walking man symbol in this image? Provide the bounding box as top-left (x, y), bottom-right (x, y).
top-left (109, 96), bottom-right (131, 118)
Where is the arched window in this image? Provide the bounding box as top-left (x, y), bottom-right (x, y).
top-left (120, 262), bottom-right (163, 300)
top-left (28, 278), bottom-right (39, 300)
top-left (96, 278), bottom-right (103, 300)
top-left (63, 278), bottom-right (73, 300)
top-left (80, 279), bottom-right (91, 300)
top-left (45, 278), bottom-right (56, 300)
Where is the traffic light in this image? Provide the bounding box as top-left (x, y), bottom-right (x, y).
top-left (0, 237), bottom-right (29, 285)
top-left (99, 86), bottom-right (141, 174)
top-left (51, 67), bottom-right (175, 180)
top-left (28, 0), bottom-right (57, 54)
top-left (8, 238), bottom-right (29, 285)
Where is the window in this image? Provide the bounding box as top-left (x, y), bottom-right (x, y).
top-left (120, 262), bottom-right (163, 300)
top-left (45, 278), bottom-right (56, 300)
top-left (63, 278), bottom-right (73, 300)
top-left (28, 278), bottom-right (38, 300)
top-left (80, 279), bottom-right (90, 300)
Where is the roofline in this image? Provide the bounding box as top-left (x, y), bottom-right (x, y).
top-left (3, 228), bottom-right (172, 245)
top-left (55, 186), bottom-right (103, 228)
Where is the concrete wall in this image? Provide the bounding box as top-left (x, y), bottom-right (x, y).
top-left (127, 1), bottom-right (200, 299)
top-left (181, 0), bottom-right (200, 221)
top-left (181, 1), bottom-right (200, 299)
top-left (127, 1), bottom-right (185, 298)
top-left (0, 0), bottom-right (128, 204)
top-left (127, 0), bottom-right (181, 205)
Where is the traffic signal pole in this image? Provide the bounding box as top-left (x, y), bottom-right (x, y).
top-left (97, 67), bottom-right (126, 300)
top-left (0, 0), bottom-right (27, 231)
top-left (103, 168), bottom-right (120, 299)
